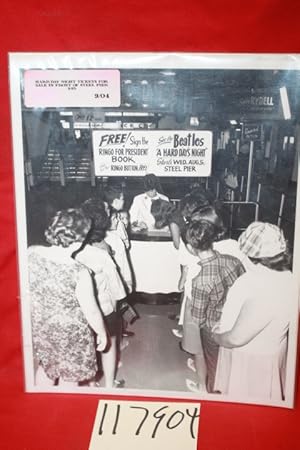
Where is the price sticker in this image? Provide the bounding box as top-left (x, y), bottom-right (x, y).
top-left (89, 400), bottom-right (200, 450)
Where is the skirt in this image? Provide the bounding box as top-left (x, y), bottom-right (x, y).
top-left (214, 337), bottom-right (288, 400)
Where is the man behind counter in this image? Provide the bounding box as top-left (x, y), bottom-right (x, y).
top-left (129, 173), bottom-right (169, 231)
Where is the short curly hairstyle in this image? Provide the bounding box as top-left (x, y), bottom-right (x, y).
top-left (81, 198), bottom-right (110, 243)
top-left (190, 205), bottom-right (225, 235)
top-left (143, 173), bottom-right (163, 193)
top-left (179, 188), bottom-right (211, 221)
top-left (186, 220), bottom-right (217, 251)
top-left (151, 199), bottom-right (176, 229)
top-left (104, 184), bottom-right (124, 206)
top-left (45, 208), bottom-right (91, 247)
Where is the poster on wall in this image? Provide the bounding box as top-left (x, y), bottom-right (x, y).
top-left (9, 52), bottom-right (300, 408)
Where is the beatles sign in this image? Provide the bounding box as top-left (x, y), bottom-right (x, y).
top-left (92, 130), bottom-right (213, 177)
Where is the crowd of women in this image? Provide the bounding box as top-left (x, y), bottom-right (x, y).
top-left (28, 173), bottom-right (298, 401)
top-left (150, 177), bottom-right (298, 401)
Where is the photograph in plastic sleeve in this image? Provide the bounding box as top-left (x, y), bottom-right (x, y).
top-left (9, 52), bottom-right (300, 407)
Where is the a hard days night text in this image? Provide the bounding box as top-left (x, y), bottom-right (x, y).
top-left (94, 131), bottom-right (211, 176)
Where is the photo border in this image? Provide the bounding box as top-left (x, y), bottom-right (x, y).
top-left (9, 52), bottom-right (300, 408)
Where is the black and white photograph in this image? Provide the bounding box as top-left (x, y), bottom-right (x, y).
top-left (9, 52), bottom-right (300, 407)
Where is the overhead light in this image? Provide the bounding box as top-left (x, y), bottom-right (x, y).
top-left (103, 122), bottom-right (121, 129)
top-left (105, 112), bottom-right (122, 116)
top-left (123, 112), bottom-right (155, 117)
top-left (280, 86), bottom-right (291, 120)
top-left (60, 120), bottom-right (70, 129)
top-left (160, 71), bottom-right (176, 76)
top-left (59, 111), bottom-right (73, 116)
top-left (230, 120), bottom-right (238, 125)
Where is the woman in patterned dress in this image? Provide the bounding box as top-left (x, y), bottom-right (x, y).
top-left (28, 208), bottom-right (107, 387)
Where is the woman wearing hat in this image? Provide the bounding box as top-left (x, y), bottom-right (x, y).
top-left (212, 222), bottom-right (298, 401)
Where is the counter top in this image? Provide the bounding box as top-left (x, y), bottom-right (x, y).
top-left (130, 228), bottom-right (173, 242)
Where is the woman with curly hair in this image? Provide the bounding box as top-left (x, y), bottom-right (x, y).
top-left (28, 208), bottom-right (107, 387)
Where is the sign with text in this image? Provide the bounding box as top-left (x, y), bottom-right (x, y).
top-left (92, 130), bottom-right (213, 177)
top-left (24, 69), bottom-right (120, 107)
top-left (88, 400), bottom-right (200, 450)
top-left (217, 89), bottom-right (280, 118)
top-left (243, 122), bottom-right (263, 141)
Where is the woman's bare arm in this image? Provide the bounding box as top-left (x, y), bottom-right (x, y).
top-left (213, 298), bottom-right (272, 348)
top-left (169, 222), bottom-right (181, 249)
top-left (75, 268), bottom-right (107, 351)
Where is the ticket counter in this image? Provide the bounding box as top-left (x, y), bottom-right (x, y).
top-left (129, 229), bottom-right (181, 295)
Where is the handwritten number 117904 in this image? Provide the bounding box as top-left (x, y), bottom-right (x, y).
top-left (98, 403), bottom-right (199, 439)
